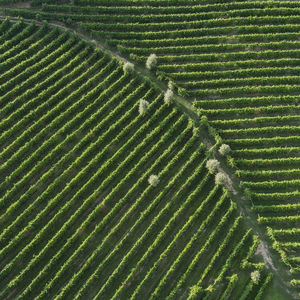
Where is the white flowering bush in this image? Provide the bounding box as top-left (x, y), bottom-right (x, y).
top-left (215, 172), bottom-right (227, 185)
top-left (251, 270), bottom-right (260, 284)
top-left (205, 159), bottom-right (220, 174)
top-left (146, 53), bottom-right (157, 70)
top-left (148, 174), bottom-right (159, 187)
top-left (164, 88), bottom-right (174, 104)
top-left (219, 144), bottom-right (231, 156)
top-left (123, 61), bottom-right (134, 73)
top-left (138, 99), bottom-right (149, 115)
top-left (168, 80), bottom-right (174, 91)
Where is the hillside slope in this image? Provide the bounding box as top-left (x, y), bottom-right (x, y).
top-left (6, 0), bottom-right (300, 297)
top-left (0, 18), bottom-right (277, 299)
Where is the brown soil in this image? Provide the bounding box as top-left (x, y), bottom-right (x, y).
top-left (1, 1), bottom-right (30, 9)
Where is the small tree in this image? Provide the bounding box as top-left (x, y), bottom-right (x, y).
top-left (123, 61), bottom-right (134, 73)
top-left (146, 53), bottom-right (157, 70)
top-left (206, 159), bottom-right (220, 174)
top-left (139, 99), bottom-right (149, 115)
top-left (215, 172), bottom-right (227, 185)
top-left (251, 270), bottom-right (260, 284)
top-left (148, 175), bottom-right (159, 187)
top-left (219, 144), bottom-right (231, 156)
top-left (164, 88), bottom-right (174, 104)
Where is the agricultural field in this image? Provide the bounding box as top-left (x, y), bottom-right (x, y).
top-left (0, 0), bottom-right (300, 299)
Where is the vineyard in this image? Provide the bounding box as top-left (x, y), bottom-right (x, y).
top-left (0, 0), bottom-right (300, 299)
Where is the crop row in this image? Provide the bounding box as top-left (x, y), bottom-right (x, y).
top-left (0, 28), bottom-right (65, 109)
top-left (167, 199), bottom-right (237, 299)
top-left (16, 107), bottom-right (182, 299)
top-left (40, 1), bottom-right (300, 14)
top-left (158, 58), bottom-right (300, 74)
top-left (211, 115), bottom-right (300, 130)
top-left (0, 62), bottom-right (123, 263)
top-left (98, 150), bottom-right (209, 299)
top-left (258, 215), bottom-right (300, 224)
top-left (2, 79), bottom-right (150, 295)
top-left (197, 95), bottom-right (300, 110)
top-left (0, 81), bottom-right (165, 297)
top-left (132, 48), bottom-right (300, 65)
top-left (0, 21), bottom-right (37, 58)
top-left (55, 126), bottom-right (199, 299)
top-left (0, 60), bottom-right (124, 239)
top-left (0, 16), bottom-right (277, 299)
top-left (145, 185), bottom-right (223, 300)
top-left (114, 33), bottom-right (300, 52)
top-left (0, 52), bottom-right (110, 194)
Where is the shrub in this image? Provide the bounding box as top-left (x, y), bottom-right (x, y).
top-left (251, 270), bottom-right (260, 284)
top-left (188, 285), bottom-right (202, 299)
top-left (65, 18), bottom-right (73, 26)
top-left (219, 144), bottom-right (231, 156)
top-left (123, 61), bottom-right (134, 73)
top-left (35, 14), bottom-right (42, 21)
top-left (206, 159), bottom-right (220, 174)
top-left (148, 175), bottom-right (159, 187)
top-left (42, 20), bottom-right (48, 28)
top-left (215, 172), bottom-right (227, 185)
top-left (168, 80), bottom-right (174, 91)
top-left (146, 53), bottom-right (157, 70)
top-left (164, 88), bottom-right (174, 104)
top-left (139, 99), bottom-right (149, 116)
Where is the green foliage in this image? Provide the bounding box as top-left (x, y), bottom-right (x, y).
top-left (0, 1), bottom-right (293, 297)
top-left (188, 285), bottom-right (202, 299)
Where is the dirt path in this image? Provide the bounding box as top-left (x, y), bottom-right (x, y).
top-left (0, 1), bottom-right (30, 9)
top-left (0, 13), bottom-right (297, 299)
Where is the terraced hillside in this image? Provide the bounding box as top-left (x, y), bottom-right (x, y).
top-left (0, 18), bottom-right (274, 299)
top-left (6, 0), bottom-right (300, 296)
